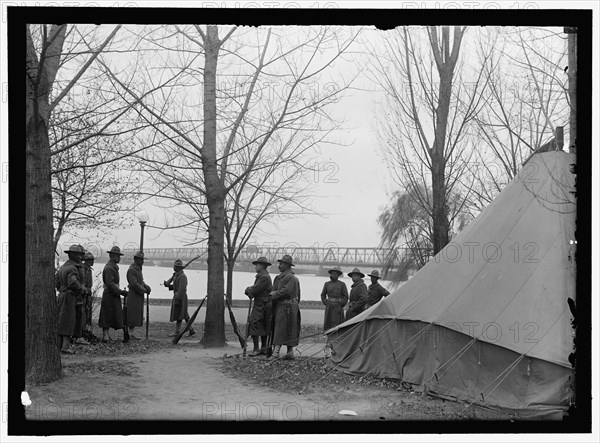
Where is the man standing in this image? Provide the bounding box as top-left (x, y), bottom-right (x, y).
top-left (346, 267), bottom-right (367, 321)
top-left (82, 251), bottom-right (95, 333)
top-left (365, 270), bottom-right (390, 310)
top-left (320, 266), bottom-right (348, 332)
top-left (168, 259), bottom-right (195, 337)
top-left (56, 244), bottom-right (86, 354)
top-left (99, 246), bottom-right (128, 342)
top-left (244, 256), bottom-right (273, 356)
top-left (126, 251), bottom-right (151, 340)
top-left (269, 255), bottom-right (301, 360)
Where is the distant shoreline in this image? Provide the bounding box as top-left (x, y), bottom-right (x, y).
top-left (146, 297), bottom-right (325, 310)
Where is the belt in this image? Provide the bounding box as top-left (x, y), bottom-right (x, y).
top-left (327, 298), bottom-right (344, 304)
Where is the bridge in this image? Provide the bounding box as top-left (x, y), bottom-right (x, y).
top-left (92, 245), bottom-right (428, 275)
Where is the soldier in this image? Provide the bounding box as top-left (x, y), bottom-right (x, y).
top-left (82, 251), bottom-right (95, 333)
top-left (56, 244), bottom-right (86, 354)
top-left (320, 266), bottom-right (348, 332)
top-left (167, 259), bottom-right (196, 337)
top-left (345, 267), bottom-right (367, 321)
top-left (126, 251), bottom-right (151, 340)
top-left (365, 270), bottom-right (390, 309)
top-left (244, 256), bottom-right (273, 356)
top-left (269, 255), bottom-right (301, 360)
top-left (98, 246), bottom-right (128, 342)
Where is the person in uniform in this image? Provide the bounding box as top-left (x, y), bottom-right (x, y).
top-left (365, 270), bottom-right (390, 309)
top-left (167, 259), bottom-right (195, 337)
top-left (126, 251), bottom-right (151, 340)
top-left (56, 244), bottom-right (86, 354)
top-left (82, 251), bottom-right (95, 333)
top-left (320, 266), bottom-right (348, 332)
top-left (345, 267), bottom-right (367, 321)
top-left (269, 255), bottom-right (301, 360)
top-left (244, 256), bottom-right (273, 356)
top-left (98, 246), bottom-right (128, 342)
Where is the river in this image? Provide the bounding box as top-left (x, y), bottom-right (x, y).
top-left (89, 264), bottom-right (399, 302)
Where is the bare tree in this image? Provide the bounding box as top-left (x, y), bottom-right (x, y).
top-left (25, 23), bottom-right (120, 383)
top-left (102, 25), bottom-right (359, 346)
top-left (368, 26), bottom-right (490, 255)
top-left (470, 27), bottom-right (570, 210)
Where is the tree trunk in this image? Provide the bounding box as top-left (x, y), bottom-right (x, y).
top-left (25, 25), bottom-right (67, 384)
top-left (199, 25), bottom-right (226, 346)
top-left (225, 257), bottom-right (234, 305)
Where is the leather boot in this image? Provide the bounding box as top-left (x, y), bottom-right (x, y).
top-left (272, 345), bottom-right (281, 358)
top-left (283, 346), bottom-right (295, 360)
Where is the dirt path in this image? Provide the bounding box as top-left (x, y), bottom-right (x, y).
top-left (24, 341), bottom-right (405, 421)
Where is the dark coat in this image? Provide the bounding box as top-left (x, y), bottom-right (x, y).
top-left (346, 279), bottom-right (367, 321)
top-left (99, 261), bottom-right (124, 330)
top-left (366, 281), bottom-right (390, 308)
top-left (170, 270), bottom-right (189, 322)
top-left (126, 263), bottom-right (150, 327)
top-left (271, 269), bottom-right (301, 347)
top-left (245, 269), bottom-right (273, 336)
top-left (321, 279), bottom-right (348, 331)
top-left (56, 259), bottom-right (85, 336)
top-left (83, 264), bottom-right (94, 327)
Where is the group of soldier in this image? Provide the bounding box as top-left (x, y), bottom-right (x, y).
top-left (243, 256), bottom-right (389, 359)
top-left (56, 243), bottom-right (389, 359)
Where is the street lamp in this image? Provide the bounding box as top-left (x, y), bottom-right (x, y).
top-left (137, 211), bottom-right (149, 339)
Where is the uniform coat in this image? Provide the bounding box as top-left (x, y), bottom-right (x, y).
top-left (83, 264), bottom-right (94, 327)
top-left (126, 263), bottom-right (150, 327)
top-left (56, 259), bottom-right (85, 336)
top-left (271, 269), bottom-right (301, 347)
top-left (346, 279), bottom-right (367, 321)
top-left (99, 261), bottom-right (124, 329)
top-left (169, 270), bottom-right (189, 322)
top-left (365, 281), bottom-right (390, 309)
top-left (245, 269), bottom-right (273, 336)
top-left (321, 279), bottom-right (349, 331)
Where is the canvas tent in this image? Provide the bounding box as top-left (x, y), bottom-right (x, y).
top-left (325, 150), bottom-right (576, 420)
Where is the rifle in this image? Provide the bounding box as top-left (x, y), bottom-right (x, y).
top-left (163, 255), bottom-right (202, 288)
top-left (172, 295), bottom-right (207, 345)
top-left (122, 290), bottom-right (130, 343)
top-left (242, 297), bottom-right (253, 357)
top-left (225, 295), bottom-right (246, 349)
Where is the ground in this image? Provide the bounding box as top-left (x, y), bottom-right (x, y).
top-left (23, 321), bottom-right (512, 423)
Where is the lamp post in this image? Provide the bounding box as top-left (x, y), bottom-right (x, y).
top-left (138, 212), bottom-right (149, 339)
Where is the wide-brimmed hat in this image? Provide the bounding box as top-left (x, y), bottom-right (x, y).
top-left (277, 255), bottom-right (295, 266)
top-left (367, 270), bottom-right (382, 279)
top-left (106, 246), bottom-right (124, 256)
top-left (133, 251), bottom-right (145, 259)
top-left (347, 267), bottom-right (365, 278)
top-left (252, 256), bottom-right (272, 267)
top-left (174, 259), bottom-right (184, 268)
top-left (328, 266), bottom-right (343, 275)
top-left (67, 244), bottom-right (85, 255)
top-left (83, 252), bottom-right (95, 261)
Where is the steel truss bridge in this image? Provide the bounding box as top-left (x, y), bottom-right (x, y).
top-left (116, 246), bottom-right (421, 269)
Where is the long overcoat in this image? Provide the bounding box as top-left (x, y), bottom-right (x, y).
top-left (99, 261), bottom-right (124, 329)
top-left (245, 269), bottom-right (272, 336)
top-left (270, 269), bottom-right (301, 347)
top-left (345, 279), bottom-right (367, 321)
top-left (56, 259), bottom-right (85, 336)
top-left (127, 263), bottom-right (150, 327)
top-left (83, 264), bottom-right (94, 326)
top-left (169, 270), bottom-right (189, 322)
top-left (321, 279), bottom-right (348, 331)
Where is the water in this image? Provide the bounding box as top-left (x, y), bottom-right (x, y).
top-left (92, 265), bottom-right (398, 302)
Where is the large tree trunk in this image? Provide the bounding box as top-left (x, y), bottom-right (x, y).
top-left (25, 25), bottom-right (67, 384)
top-left (200, 25), bottom-right (226, 346)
